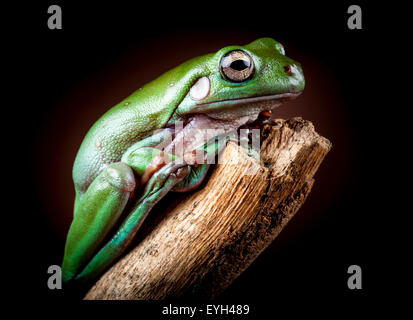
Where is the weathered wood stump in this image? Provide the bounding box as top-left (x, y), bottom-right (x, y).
top-left (84, 118), bottom-right (332, 300)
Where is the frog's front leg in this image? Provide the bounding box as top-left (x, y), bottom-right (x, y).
top-left (171, 132), bottom-right (235, 192)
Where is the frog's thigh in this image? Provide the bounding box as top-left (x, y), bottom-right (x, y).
top-left (62, 162), bottom-right (135, 282)
top-left (75, 160), bottom-right (190, 282)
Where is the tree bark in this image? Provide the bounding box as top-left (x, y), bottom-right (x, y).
top-left (84, 118), bottom-right (332, 300)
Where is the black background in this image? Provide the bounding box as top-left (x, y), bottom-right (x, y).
top-left (10, 0), bottom-right (402, 317)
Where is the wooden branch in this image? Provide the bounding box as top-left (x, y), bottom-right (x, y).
top-left (84, 118), bottom-right (332, 300)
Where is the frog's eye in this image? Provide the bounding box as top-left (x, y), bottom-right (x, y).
top-left (220, 50), bottom-right (254, 83)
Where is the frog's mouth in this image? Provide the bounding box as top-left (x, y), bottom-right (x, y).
top-left (191, 92), bottom-right (302, 121)
top-left (163, 91), bottom-right (301, 157)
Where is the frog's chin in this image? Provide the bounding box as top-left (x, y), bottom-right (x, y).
top-left (193, 91), bottom-right (302, 121)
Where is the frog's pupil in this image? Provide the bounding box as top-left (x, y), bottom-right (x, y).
top-left (230, 59), bottom-right (250, 71)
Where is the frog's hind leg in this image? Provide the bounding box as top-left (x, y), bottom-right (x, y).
top-left (74, 160), bottom-right (190, 282)
top-left (62, 162), bottom-right (136, 283)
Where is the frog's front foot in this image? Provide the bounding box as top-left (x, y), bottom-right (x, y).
top-left (62, 160), bottom-right (190, 283)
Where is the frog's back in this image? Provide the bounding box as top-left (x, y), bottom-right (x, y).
top-left (72, 55), bottom-right (210, 194)
top-left (72, 97), bottom-right (165, 194)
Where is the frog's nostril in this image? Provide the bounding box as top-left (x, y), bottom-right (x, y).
top-left (284, 65), bottom-right (293, 76)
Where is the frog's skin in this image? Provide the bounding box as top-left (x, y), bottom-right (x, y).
top-left (62, 38), bottom-right (305, 283)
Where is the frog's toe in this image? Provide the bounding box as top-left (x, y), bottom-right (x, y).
top-left (172, 164), bottom-right (210, 192)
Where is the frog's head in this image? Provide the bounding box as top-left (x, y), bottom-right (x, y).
top-left (170, 37), bottom-right (305, 126)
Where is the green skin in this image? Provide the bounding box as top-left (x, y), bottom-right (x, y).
top-left (62, 38), bottom-right (305, 283)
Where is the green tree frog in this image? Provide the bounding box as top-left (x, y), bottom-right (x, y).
top-left (62, 38), bottom-right (305, 283)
